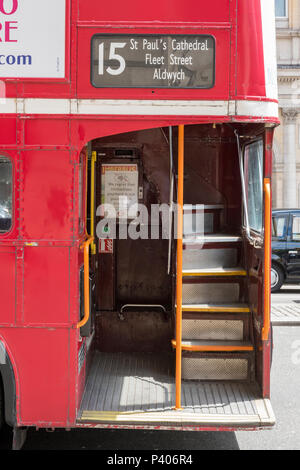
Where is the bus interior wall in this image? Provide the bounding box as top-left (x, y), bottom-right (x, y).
top-left (85, 123), bottom-right (261, 354)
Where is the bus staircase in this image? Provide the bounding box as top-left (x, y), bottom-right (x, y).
top-left (172, 204), bottom-right (254, 400)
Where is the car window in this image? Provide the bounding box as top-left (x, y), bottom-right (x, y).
top-left (0, 156), bottom-right (13, 233)
top-left (272, 215), bottom-right (287, 240)
top-left (292, 216), bottom-right (300, 241)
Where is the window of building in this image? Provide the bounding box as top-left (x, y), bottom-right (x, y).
top-left (0, 156), bottom-right (13, 233)
top-left (244, 140), bottom-right (264, 233)
top-left (275, 0), bottom-right (288, 18)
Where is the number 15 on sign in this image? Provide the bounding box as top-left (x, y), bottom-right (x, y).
top-left (98, 42), bottom-right (126, 76)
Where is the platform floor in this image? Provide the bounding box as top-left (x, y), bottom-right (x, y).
top-left (78, 352), bottom-right (275, 428)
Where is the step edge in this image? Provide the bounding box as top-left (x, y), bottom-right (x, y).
top-left (183, 204), bottom-right (225, 210)
top-left (181, 305), bottom-right (250, 313)
top-left (183, 235), bottom-right (242, 245)
top-left (182, 268), bottom-right (247, 277)
top-left (171, 339), bottom-right (254, 352)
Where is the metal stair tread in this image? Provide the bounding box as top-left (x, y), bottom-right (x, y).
top-left (183, 234), bottom-right (242, 244)
top-left (182, 303), bottom-right (250, 312)
top-left (182, 267), bottom-right (247, 277)
top-left (172, 339), bottom-right (253, 352)
top-left (183, 204), bottom-right (224, 210)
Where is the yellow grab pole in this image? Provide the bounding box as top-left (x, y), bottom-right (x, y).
top-left (175, 125), bottom-right (184, 410)
top-left (77, 236), bottom-right (94, 329)
top-left (90, 151), bottom-right (97, 255)
top-left (262, 178), bottom-right (271, 341)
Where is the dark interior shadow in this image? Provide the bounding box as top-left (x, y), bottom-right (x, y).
top-left (272, 286), bottom-right (300, 295)
top-left (10, 428), bottom-right (241, 451)
top-left (0, 426), bottom-right (12, 450)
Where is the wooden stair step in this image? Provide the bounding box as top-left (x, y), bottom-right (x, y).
top-left (182, 267), bottom-right (247, 277)
top-left (172, 339), bottom-right (253, 352)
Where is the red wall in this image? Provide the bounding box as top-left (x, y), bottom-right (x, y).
top-left (2, 0), bottom-right (268, 103)
top-left (0, 0), bottom-right (273, 426)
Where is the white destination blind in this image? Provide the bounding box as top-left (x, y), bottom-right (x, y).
top-left (91, 35), bottom-right (215, 89)
top-left (0, 0), bottom-right (66, 78)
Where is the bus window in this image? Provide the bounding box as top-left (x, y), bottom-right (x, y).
top-left (244, 140), bottom-right (264, 233)
top-left (0, 156), bottom-right (12, 233)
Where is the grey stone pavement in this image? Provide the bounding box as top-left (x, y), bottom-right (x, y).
top-left (272, 284), bottom-right (300, 325)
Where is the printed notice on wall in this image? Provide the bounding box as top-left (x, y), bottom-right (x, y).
top-left (91, 34), bottom-right (215, 89)
top-left (101, 164), bottom-right (139, 218)
top-left (0, 0), bottom-right (66, 78)
top-left (99, 239), bottom-right (114, 254)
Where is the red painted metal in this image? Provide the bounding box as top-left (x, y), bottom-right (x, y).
top-left (262, 127), bottom-right (274, 398)
top-left (236, 0), bottom-right (266, 100)
top-left (1, 0), bottom-right (277, 105)
top-left (0, 0), bottom-right (277, 429)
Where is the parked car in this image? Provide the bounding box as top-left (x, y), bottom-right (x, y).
top-left (272, 209), bottom-right (300, 292)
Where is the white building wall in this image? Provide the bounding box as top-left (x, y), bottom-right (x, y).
top-left (274, 0), bottom-right (300, 208)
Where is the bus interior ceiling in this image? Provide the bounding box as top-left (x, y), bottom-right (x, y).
top-left (78, 122), bottom-right (267, 419)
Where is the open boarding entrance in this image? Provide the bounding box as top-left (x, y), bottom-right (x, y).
top-left (77, 123), bottom-right (274, 429)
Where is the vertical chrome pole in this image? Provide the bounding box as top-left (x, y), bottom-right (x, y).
top-left (168, 126), bottom-right (174, 274)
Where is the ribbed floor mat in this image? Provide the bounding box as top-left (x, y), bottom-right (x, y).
top-left (78, 352), bottom-right (275, 428)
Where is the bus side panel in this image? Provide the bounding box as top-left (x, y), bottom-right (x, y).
top-left (0, 118), bottom-right (17, 146)
top-left (21, 150), bottom-right (74, 241)
top-left (78, 0), bottom-right (231, 23)
top-left (24, 119), bottom-right (71, 147)
top-left (236, 0), bottom-right (266, 100)
top-left (1, 328), bottom-right (73, 427)
top-left (0, 248), bottom-right (16, 325)
top-left (262, 127), bottom-right (274, 398)
top-left (23, 247), bottom-right (70, 325)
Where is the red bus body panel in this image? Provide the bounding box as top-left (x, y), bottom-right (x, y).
top-left (0, 0), bottom-right (276, 428)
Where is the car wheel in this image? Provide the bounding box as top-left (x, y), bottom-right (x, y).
top-left (271, 263), bottom-right (284, 293)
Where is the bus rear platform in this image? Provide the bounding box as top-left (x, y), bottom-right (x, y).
top-left (77, 351), bottom-right (275, 430)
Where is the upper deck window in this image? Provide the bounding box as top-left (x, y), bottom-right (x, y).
top-left (0, 156), bottom-right (12, 233)
top-left (275, 0), bottom-right (287, 17)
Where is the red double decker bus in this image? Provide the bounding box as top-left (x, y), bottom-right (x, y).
top-left (0, 0), bottom-right (278, 448)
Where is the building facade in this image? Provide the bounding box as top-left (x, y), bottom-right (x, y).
top-left (274, 0), bottom-right (300, 208)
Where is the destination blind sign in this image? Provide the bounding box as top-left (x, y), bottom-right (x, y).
top-left (91, 35), bottom-right (215, 89)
